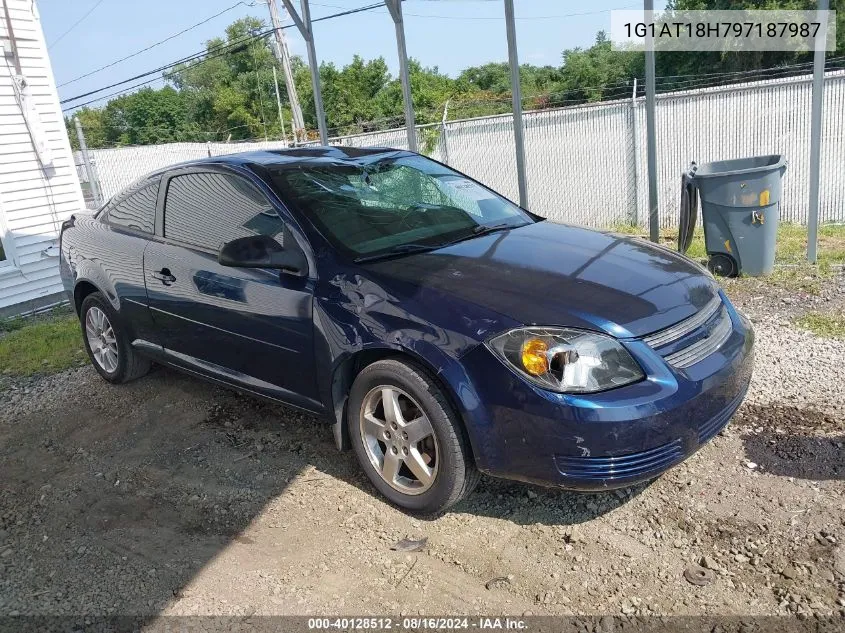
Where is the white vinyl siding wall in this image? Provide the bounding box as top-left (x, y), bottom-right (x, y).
top-left (0, 0), bottom-right (85, 312)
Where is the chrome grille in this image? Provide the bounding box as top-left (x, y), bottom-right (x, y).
top-left (642, 297), bottom-right (733, 369)
top-left (642, 296), bottom-right (722, 348)
top-left (663, 308), bottom-right (732, 368)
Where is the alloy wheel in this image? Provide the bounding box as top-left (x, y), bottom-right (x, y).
top-left (359, 386), bottom-right (439, 495)
top-left (85, 307), bottom-right (119, 373)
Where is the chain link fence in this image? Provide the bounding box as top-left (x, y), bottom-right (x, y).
top-left (77, 70), bottom-right (845, 229)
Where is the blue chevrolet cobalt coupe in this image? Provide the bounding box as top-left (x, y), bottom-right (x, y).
top-left (60, 147), bottom-right (754, 513)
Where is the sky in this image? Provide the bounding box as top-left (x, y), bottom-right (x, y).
top-left (37, 0), bottom-right (666, 112)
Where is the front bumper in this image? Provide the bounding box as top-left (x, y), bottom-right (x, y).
top-left (456, 295), bottom-right (754, 490)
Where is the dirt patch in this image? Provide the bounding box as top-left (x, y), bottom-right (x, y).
top-left (737, 404), bottom-right (844, 481)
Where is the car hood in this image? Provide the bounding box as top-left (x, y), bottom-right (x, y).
top-left (364, 221), bottom-right (719, 339)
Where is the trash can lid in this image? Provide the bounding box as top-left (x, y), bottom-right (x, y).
top-left (694, 154), bottom-right (786, 179)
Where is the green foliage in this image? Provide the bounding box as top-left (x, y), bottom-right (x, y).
top-left (0, 312), bottom-right (84, 376)
top-left (169, 17), bottom-right (285, 140)
top-left (418, 126), bottom-right (441, 156)
top-left (557, 32), bottom-right (641, 103)
top-left (794, 312), bottom-right (845, 339)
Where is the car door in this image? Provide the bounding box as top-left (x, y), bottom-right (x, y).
top-left (143, 166), bottom-right (320, 409)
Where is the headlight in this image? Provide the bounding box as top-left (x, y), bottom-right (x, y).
top-left (487, 327), bottom-right (644, 394)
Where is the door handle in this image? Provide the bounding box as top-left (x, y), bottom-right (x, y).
top-left (152, 268), bottom-right (177, 286)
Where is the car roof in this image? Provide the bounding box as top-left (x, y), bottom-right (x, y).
top-left (149, 145), bottom-right (411, 177)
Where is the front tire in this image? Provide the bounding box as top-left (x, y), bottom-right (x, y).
top-left (80, 292), bottom-right (151, 384)
top-left (348, 359), bottom-right (479, 514)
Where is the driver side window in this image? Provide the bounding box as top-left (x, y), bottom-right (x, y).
top-left (163, 171), bottom-right (286, 252)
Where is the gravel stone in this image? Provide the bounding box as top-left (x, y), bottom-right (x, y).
top-left (0, 279), bottom-right (843, 616)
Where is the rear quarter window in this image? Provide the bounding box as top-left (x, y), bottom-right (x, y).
top-left (102, 179), bottom-right (160, 234)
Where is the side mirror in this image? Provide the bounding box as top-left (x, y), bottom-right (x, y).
top-left (218, 235), bottom-right (307, 276)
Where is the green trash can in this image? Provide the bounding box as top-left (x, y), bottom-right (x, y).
top-left (693, 155), bottom-right (787, 277)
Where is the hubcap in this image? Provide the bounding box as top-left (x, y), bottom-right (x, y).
top-left (85, 307), bottom-right (118, 373)
top-left (359, 386), bottom-right (438, 495)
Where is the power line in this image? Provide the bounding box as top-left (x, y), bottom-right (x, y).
top-left (64, 77), bottom-right (169, 112)
top-left (48, 0), bottom-right (107, 49)
top-left (62, 38), bottom-right (261, 113)
top-left (60, 2), bottom-right (384, 108)
top-left (403, 4), bottom-right (639, 20)
top-left (61, 28), bottom-right (274, 107)
top-left (58, 1), bottom-right (250, 89)
top-left (62, 33), bottom-right (270, 112)
top-left (311, 2), bottom-right (383, 22)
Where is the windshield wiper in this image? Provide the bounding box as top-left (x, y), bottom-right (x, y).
top-left (354, 224), bottom-right (520, 264)
top-left (353, 242), bottom-right (437, 264)
top-left (439, 223), bottom-right (517, 248)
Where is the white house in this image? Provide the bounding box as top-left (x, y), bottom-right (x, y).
top-left (1, 0), bottom-right (85, 317)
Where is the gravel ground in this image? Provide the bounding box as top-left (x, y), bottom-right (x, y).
top-left (0, 277), bottom-right (843, 621)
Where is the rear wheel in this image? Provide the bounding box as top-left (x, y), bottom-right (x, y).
top-left (80, 292), bottom-right (151, 384)
top-left (348, 359), bottom-right (479, 514)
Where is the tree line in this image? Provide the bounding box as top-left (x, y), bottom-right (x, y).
top-left (67, 0), bottom-right (844, 149)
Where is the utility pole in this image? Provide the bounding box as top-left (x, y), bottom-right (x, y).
top-left (282, 0), bottom-right (329, 145)
top-left (272, 66), bottom-right (288, 141)
top-left (266, 0), bottom-right (305, 141)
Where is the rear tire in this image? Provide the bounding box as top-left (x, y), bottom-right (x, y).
top-left (348, 359), bottom-right (479, 515)
top-left (80, 292), bottom-right (151, 384)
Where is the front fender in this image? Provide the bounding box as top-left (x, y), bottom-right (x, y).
top-left (313, 271), bottom-right (496, 464)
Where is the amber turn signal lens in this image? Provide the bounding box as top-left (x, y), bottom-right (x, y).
top-left (520, 338), bottom-right (549, 376)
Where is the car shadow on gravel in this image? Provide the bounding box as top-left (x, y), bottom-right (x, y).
top-left (448, 477), bottom-right (648, 527)
top-left (0, 367), bottom-right (349, 619)
top-left (0, 366), bottom-right (639, 620)
top-left (739, 403), bottom-right (844, 481)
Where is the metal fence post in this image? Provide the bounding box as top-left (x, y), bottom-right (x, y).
top-left (74, 117), bottom-right (102, 208)
top-left (644, 0), bottom-right (659, 242)
top-left (439, 99), bottom-right (450, 165)
top-left (504, 0), bottom-right (528, 210)
top-left (807, 0), bottom-right (829, 263)
top-left (629, 78), bottom-right (640, 226)
top-left (385, 0), bottom-right (417, 152)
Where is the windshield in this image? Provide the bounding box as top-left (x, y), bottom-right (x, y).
top-left (267, 154), bottom-right (534, 260)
